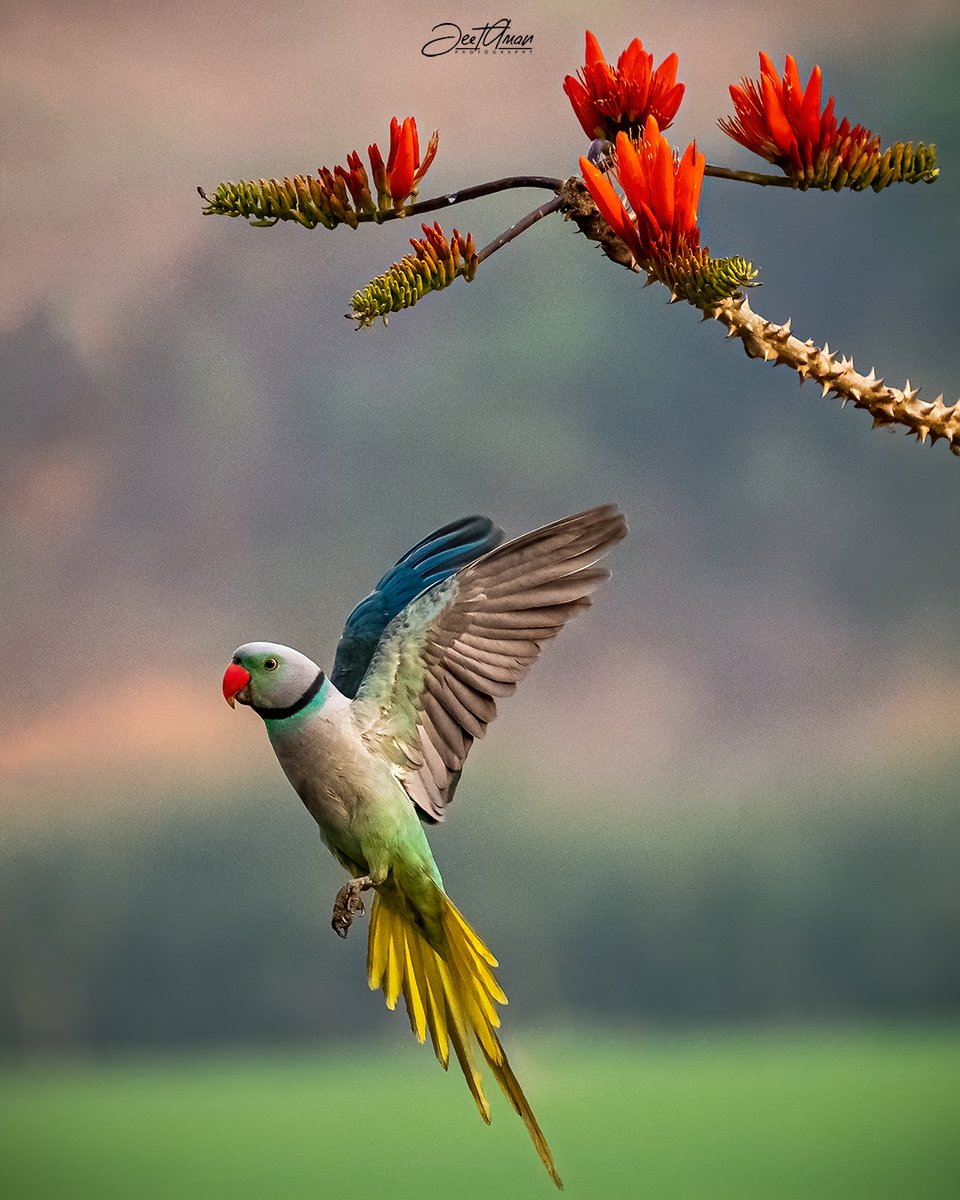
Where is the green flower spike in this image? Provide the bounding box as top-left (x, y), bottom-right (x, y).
top-left (349, 223), bottom-right (478, 328)
top-left (198, 118), bottom-right (439, 229)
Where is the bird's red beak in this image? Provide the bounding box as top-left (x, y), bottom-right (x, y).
top-left (222, 662), bottom-right (252, 708)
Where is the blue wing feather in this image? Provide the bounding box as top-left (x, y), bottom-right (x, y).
top-left (330, 515), bottom-right (503, 698)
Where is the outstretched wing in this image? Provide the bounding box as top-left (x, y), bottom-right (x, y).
top-left (352, 505), bottom-right (627, 822)
top-left (331, 515), bottom-right (503, 699)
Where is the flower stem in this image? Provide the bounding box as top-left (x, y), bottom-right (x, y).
top-left (704, 164), bottom-right (795, 188)
top-left (477, 196), bottom-right (563, 264)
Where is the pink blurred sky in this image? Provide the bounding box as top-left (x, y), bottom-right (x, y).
top-left (2, 1), bottom-right (958, 821)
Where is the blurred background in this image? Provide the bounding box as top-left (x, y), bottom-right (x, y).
top-left (1, 1), bottom-right (958, 1196)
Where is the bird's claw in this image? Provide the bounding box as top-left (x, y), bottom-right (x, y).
top-left (331, 878), bottom-right (370, 939)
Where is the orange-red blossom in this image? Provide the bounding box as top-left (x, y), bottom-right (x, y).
top-left (720, 53), bottom-right (878, 184)
top-left (564, 30), bottom-right (685, 142)
top-left (580, 117), bottom-right (704, 270)
top-left (368, 116), bottom-right (439, 210)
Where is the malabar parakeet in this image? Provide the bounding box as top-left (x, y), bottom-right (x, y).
top-left (222, 505), bottom-right (627, 1187)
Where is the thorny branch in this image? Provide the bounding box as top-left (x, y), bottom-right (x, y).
top-left (557, 177), bottom-right (960, 455)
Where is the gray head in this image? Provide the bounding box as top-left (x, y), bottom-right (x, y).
top-left (222, 641), bottom-right (325, 719)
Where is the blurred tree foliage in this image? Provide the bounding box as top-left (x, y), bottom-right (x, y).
top-left (2, 759), bottom-right (957, 1053)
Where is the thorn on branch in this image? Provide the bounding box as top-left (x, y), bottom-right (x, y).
top-left (711, 295), bottom-right (960, 455)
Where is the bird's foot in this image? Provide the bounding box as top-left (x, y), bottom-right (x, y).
top-left (332, 875), bottom-right (373, 939)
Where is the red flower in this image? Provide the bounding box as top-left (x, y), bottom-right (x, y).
top-left (368, 117), bottom-right (439, 210)
top-left (579, 117), bottom-right (704, 268)
top-left (719, 53), bottom-right (879, 187)
top-left (564, 30), bottom-right (685, 142)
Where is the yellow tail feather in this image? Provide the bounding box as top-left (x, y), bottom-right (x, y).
top-left (367, 888), bottom-right (563, 1189)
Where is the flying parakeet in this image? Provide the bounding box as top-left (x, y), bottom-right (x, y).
top-left (222, 505), bottom-right (627, 1187)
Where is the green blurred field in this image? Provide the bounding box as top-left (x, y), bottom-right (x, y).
top-left (2, 1025), bottom-right (957, 1199)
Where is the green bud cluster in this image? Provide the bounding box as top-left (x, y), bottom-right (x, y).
top-left (199, 172), bottom-right (370, 230)
top-left (652, 252), bottom-right (759, 306)
top-left (794, 140), bottom-right (938, 192)
top-left (349, 225), bottom-right (478, 328)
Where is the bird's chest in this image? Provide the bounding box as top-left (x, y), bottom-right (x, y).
top-left (268, 709), bottom-right (408, 857)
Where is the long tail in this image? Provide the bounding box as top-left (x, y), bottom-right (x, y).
top-left (367, 887), bottom-right (563, 1189)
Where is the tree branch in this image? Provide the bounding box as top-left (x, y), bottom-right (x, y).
top-left (557, 177), bottom-right (960, 455)
top-left (477, 196), bottom-right (563, 264)
top-left (707, 297), bottom-right (960, 454)
top-left (404, 176), bottom-right (563, 220)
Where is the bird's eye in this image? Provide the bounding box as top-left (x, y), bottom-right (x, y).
top-left (263, 657), bottom-right (279, 671)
